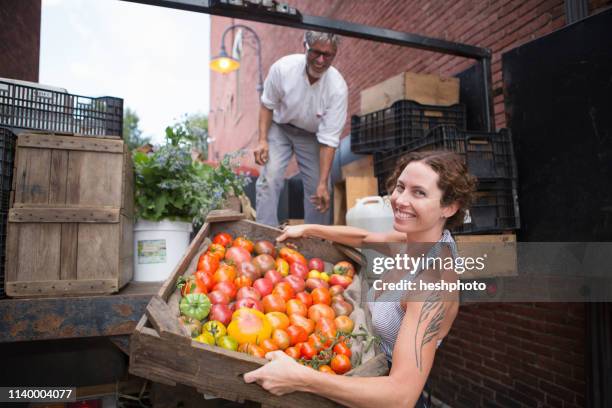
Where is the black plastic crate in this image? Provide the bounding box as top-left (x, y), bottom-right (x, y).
top-left (1, 128), bottom-right (15, 203)
top-left (0, 80), bottom-right (123, 137)
top-left (0, 211), bottom-right (6, 298)
top-left (350, 100), bottom-right (466, 154)
top-left (374, 125), bottom-right (517, 180)
top-left (453, 178), bottom-right (520, 234)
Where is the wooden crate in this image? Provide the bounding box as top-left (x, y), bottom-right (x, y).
top-left (5, 132), bottom-right (133, 297)
top-left (333, 176), bottom-right (379, 225)
top-left (129, 210), bottom-right (389, 408)
top-left (360, 72), bottom-right (460, 115)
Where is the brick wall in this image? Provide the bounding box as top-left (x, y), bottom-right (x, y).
top-left (0, 0), bottom-right (41, 82)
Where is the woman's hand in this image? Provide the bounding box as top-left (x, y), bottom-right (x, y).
top-left (276, 225), bottom-right (309, 242)
top-left (243, 351), bottom-right (311, 396)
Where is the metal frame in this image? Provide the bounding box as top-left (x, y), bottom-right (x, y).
top-left (122, 0), bottom-right (495, 131)
top-left (218, 24), bottom-right (264, 94)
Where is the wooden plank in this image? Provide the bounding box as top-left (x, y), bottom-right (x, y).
top-left (77, 222), bottom-right (119, 280)
top-left (205, 209), bottom-right (245, 223)
top-left (66, 150), bottom-right (123, 208)
top-left (5, 221), bottom-right (20, 282)
top-left (17, 133), bottom-right (124, 153)
top-left (15, 223), bottom-right (61, 282)
top-left (333, 176), bottom-right (379, 225)
top-left (146, 295), bottom-right (186, 340)
top-left (60, 223), bottom-right (78, 280)
top-left (454, 233), bottom-right (518, 279)
top-left (5, 279), bottom-right (118, 298)
top-left (158, 223), bottom-right (211, 300)
top-left (8, 207), bottom-right (120, 223)
top-left (13, 147), bottom-right (51, 205)
top-left (122, 146), bottom-right (134, 216)
top-left (119, 215), bottom-right (134, 289)
top-left (341, 156), bottom-right (374, 179)
top-left (49, 149), bottom-right (68, 204)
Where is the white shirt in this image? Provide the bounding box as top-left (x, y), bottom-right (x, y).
top-left (261, 54), bottom-right (348, 148)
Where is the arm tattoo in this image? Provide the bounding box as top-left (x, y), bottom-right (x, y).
top-left (414, 290), bottom-right (445, 371)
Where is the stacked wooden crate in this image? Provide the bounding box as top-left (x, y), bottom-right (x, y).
top-left (5, 132), bottom-right (133, 297)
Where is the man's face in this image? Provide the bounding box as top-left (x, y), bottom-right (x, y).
top-left (305, 40), bottom-right (337, 77)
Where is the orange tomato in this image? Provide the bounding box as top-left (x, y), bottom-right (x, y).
top-left (234, 275), bottom-right (252, 289)
top-left (272, 282), bottom-right (294, 302)
top-left (286, 299), bottom-right (307, 317)
top-left (318, 365), bottom-right (336, 374)
top-left (227, 308), bottom-right (272, 345)
top-left (285, 346), bottom-right (301, 359)
top-left (300, 342), bottom-right (318, 360)
top-left (244, 343), bottom-right (266, 358)
top-left (212, 232), bottom-right (233, 248)
top-left (331, 354), bottom-right (351, 374)
top-left (315, 316), bottom-right (337, 339)
top-left (271, 329), bottom-right (290, 350)
top-left (278, 247), bottom-right (307, 266)
top-left (334, 316), bottom-right (355, 334)
top-left (311, 287), bottom-right (331, 305)
top-left (207, 243), bottom-right (226, 261)
top-left (295, 292), bottom-right (313, 308)
top-left (275, 258), bottom-right (289, 277)
top-left (308, 304), bottom-right (336, 322)
top-left (214, 263), bottom-right (237, 283)
top-left (287, 325), bottom-right (308, 345)
top-left (265, 311), bottom-right (290, 331)
top-left (333, 342), bottom-right (352, 358)
top-left (308, 333), bottom-right (325, 351)
top-left (262, 294), bottom-right (286, 313)
top-left (197, 253), bottom-right (219, 275)
top-left (260, 338), bottom-right (279, 354)
top-left (290, 314), bottom-right (315, 335)
top-left (233, 236), bottom-right (254, 253)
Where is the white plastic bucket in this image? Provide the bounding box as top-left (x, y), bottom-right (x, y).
top-left (346, 196), bottom-right (395, 233)
top-left (133, 219), bottom-right (193, 282)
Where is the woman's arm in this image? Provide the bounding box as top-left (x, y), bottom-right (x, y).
top-left (277, 224), bottom-right (406, 248)
top-left (244, 290), bottom-right (456, 407)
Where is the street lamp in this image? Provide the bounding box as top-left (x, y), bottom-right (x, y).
top-left (210, 24), bottom-right (264, 94)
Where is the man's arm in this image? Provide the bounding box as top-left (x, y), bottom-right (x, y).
top-left (254, 105), bottom-right (273, 165)
top-left (311, 145), bottom-right (335, 212)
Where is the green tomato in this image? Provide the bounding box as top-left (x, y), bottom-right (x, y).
top-left (194, 332), bottom-right (215, 345)
top-left (217, 335), bottom-right (239, 351)
top-left (202, 320), bottom-right (227, 340)
top-left (180, 293), bottom-right (211, 321)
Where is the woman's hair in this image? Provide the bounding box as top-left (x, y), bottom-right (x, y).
top-left (386, 150), bottom-right (478, 228)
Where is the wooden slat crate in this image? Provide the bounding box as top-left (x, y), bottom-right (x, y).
top-left (129, 210), bottom-right (389, 408)
top-left (5, 132), bottom-right (133, 297)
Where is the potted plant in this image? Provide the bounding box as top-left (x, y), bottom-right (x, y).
top-left (132, 123), bottom-right (248, 281)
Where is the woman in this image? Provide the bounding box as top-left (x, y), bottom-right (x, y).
top-left (244, 150), bottom-right (477, 407)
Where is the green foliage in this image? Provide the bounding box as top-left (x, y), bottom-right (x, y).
top-left (123, 108), bottom-right (151, 150)
top-left (173, 113), bottom-right (209, 160)
top-left (133, 123), bottom-right (249, 225)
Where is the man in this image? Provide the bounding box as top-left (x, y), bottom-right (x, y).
top-left (254, 31), bottom-right (348, 226)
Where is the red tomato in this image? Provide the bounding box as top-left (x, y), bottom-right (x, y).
top-left (311, 287), bottom-right (331, 305)
top-left (333, 342), bottom-right (352, 358)
top-left (233, 236), bottom-right (254, 253)
top-left (197, 253), bottom-right (219, 275)
top-left (331, 354), bottom-right (352, 374)
top-left (225, 246), bottom-right (252, 267)
top-left (196, 271), bottom-right (216, 292)
top-left (236, 286), bottom-right (260, 301)
top-left (279, 247), bottom-right (307, 266)
top-left (262, 294), bottom-right (286, 313)
top-left (260, 338), bottom-right (279, 354)
top-left (264, 269), bottom-right (283, 286)
top-left (272, 329), bottom-right (290, 350)
top-left (308, 304), bottom-right (336, 322)
top-left (289, 314), bottom-right (315, 335)
top-left (295, 292), bottom-right (313, 308)
top-left (308, 333), bottom-right (325, 351)
top-left (285, 346), bottom-right (301, 359)
top-left (300, 342), bottom-right (318, 360)
top-left (332, 261), bottom-right (355, 278)
top-left (289, 262), bottom-right (309, 279)
top-left (286, 299), bottom-right (307, 317)
top-left (214, 281), bottom-right (237, 299)
top-left (287, 325), bottom-right (308, 345)
top-left (207, 243), bottom-right (226, 261)
top-left (272, 282), bottom-right (294, 302)
top-left (315, 316), bottom-right (337, 339)
top-left (214, 263), bottom-right (237, 283)
top-left (212, 232), bottom-right (233, 248)
top-left (308, 258), bottom-right (325, 272)
top-left (243, 343), bottom-right (266, 358)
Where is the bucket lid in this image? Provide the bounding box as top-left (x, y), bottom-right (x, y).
top-left (134, 219), bottom-right (193, 232)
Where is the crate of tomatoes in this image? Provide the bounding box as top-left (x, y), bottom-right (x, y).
top-left (129, 210), bottom-right (388, 407)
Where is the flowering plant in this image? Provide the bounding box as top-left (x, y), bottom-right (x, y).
top-left (133, 124), bottom-right (248, 225)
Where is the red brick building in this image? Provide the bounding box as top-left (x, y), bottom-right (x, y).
top-left (210, 1), bottom-right (611, 407)
top-left (0, 0), bottom-right (41, 82)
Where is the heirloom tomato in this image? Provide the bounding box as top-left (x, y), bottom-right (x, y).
top-left (227, 308), bottom-right (272, 345)
top-left (225, 246), bottom-right (252, 267)
top-left (207, 243), bottom-right (226, 261)
top-left (254, 240), bottom-right (276, 257)
top-left (284, 346), bottom-right (301, 359)
top-left (260, 338), bottom-right (279, 354)
top-left (278, 247), bottom-right (307, 266)
top-left (217, 335), bottom-right (239, 351)
top-left (214, 281), bottom-right (237, 299)
top-left (289, 314), bottom-right (315, 335)
top-left (195, 332), bottom-right (215, 345)
top-left (308, 258), bottom-right (325, 273)
top-left (272, 282), bottom-right (294, 302)
top-left (262, 294), bottom-right (286, 313)
top-left (195, 271), bottom-right (215, 292)
top-left (197, 253), bottom-right (219, 275)
top-left (234, 275), bottom-right (252, 289)
top-left (265, 312), bottom-right (290, 331)
top-left (308, 304), bottom-right (335, 322)
top-left (295, 292), bottom-right (313, 308)
top-left (287, 325), bottom-right (308, 345)
top-left (311, 287), bottom-right (331, 305)
top-left (286, 299), bottom-right (307, 317)
top-left (214, 263), bottom-right (237, 283)
top-left (179, 293), bottom-right (211, 321)
top-left (212, 232), bottom-right (233, 247)
top-left (275, 258), bottom-right (289, 277)
top-left (318, 365), bottom-right (336, 374)
top-left (315, 317), bottom-right (337, 339)
top-left (332, 261), bottom-right (355, 278)
top-left (300, 342), bottom-right (318, 360)
top-left (272, 329), bottom-right (290, 350)
top-left (202, 320), bottom-right (227, 341)
top-left (233, 236), bottom-right (254, 253)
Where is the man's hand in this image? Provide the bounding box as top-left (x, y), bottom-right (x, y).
top-left (254, 140), bottom-right (269, 165)
top-left (309, 183), bottom-right (330, 213)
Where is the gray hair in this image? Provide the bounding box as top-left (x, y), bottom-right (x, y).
top-left (304, 31), bottom-right (340, 49)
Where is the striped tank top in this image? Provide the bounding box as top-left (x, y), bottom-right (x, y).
top-left (367, 230), bottom-right (458, 362)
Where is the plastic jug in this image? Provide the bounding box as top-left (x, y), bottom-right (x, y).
top-left (345, 195), bottom-right (395, 233)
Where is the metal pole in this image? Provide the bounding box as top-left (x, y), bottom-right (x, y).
top-left (219, 24), bottom-right (264, 94)
top-left (481, 57), bottom-right (495, 132)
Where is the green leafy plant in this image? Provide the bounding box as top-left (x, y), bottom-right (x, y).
top-left (133, 124), bottom-right (249, 225)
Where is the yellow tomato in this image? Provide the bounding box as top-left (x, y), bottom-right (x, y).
top-left (228, 308), bottom-right (272, 345)
top-left (308, 270), bottom-right (321, 279)
top-left (319, 272), bottom-right (330, 282)
top-left (265, 311), bottom-right (290, 331)
top-left (276, 258), bottom-right (290, 277)
top-left (194, 332), bottom-right (215, 345)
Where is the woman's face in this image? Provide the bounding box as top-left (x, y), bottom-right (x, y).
top-left (390, 161), bottom-right (457, 237)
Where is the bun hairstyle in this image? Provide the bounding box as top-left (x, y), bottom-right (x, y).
top-left (386, 150), bottom-right (478, 228)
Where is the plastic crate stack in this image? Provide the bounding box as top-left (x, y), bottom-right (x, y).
top-left (0, 127), bottom-right (16, 298)
top-left (0, 79), bottom-right (123, 137)
top-left (350, 100), bottom-right (519, 234)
